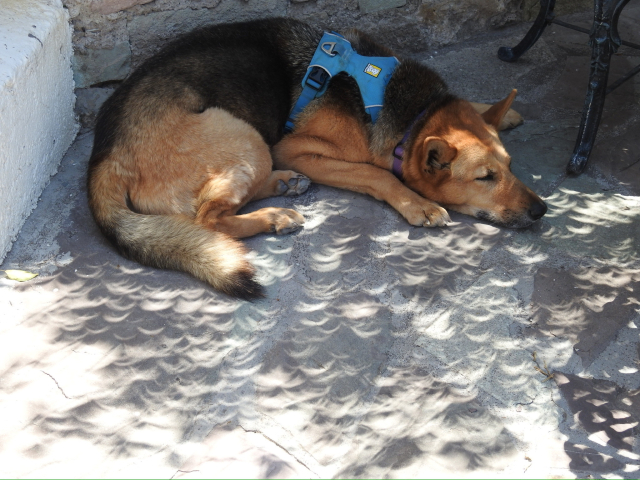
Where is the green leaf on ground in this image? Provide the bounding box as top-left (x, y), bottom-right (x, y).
top-left (2, 270), bottom-right (39, 282)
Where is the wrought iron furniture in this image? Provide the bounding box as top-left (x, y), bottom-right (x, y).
top-left (498, 0), bottom-right (640, 174)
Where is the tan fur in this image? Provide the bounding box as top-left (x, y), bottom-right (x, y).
top-left (88, 107), bottom-right (304, 297)
top-left (273, 105), bottom-right (451, 226)
top-left (274, 90), bottom-right (543, 229)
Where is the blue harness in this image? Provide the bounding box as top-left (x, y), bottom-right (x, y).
top-left (284, 32), bottom-right (400, 133)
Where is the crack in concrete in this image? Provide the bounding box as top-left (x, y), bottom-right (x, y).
top-left (515, 397), bottom-right (536, 408)
top-left (170, 469), bottom-right (199, 479)
top-left (237, 423), bottom-right (315, 474)
top-left (258, 411), bottom-right (319, 466)
top-left (620, 155), bottom-right (640, 172)
top-left (40, 370), bottom-right (72, 399)
top-left (547, 384), bottom-right (571, 431)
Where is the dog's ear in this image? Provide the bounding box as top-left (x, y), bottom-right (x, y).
top-left (481, 89), bottom-right (517, 129)
top-left (421, 136), bottom-right (457, 173)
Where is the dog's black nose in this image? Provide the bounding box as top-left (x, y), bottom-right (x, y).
top-left (529, 200), bottom-right (547, 220)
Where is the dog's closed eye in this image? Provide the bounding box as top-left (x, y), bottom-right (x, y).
top-left (476, 172), bottom-right (494, 181)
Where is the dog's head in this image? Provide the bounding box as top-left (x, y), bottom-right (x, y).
top-left (403, 90), bottom-right (547, 228)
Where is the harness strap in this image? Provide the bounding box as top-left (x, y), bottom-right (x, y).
top-left (285, 32), bottom-right (399, 133)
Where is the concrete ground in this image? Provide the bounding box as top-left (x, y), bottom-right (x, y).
top-left (1, 5), bottom-right (640, 478)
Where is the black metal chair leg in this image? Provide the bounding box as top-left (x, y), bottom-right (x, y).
top-left (567, 0), bottom-right (631, 174)
top-left (498, 0), bottom-right (557, 62)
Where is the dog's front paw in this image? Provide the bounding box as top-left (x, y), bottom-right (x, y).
top-left (500, 108), bottom-right (524, 130)
top-left (400, 200), bottom-right (451, 227)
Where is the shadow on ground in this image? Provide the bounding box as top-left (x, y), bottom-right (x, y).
top-left (1, 4), bottom-right (640, 478)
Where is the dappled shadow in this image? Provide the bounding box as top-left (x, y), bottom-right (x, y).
top-left (334, 366), bottom-right (518, 478)
top-left (555, 373), bottom-right (639, 457)
top-left (1, 133), bottom-right (639, 478)
top-left (256, 290), bottom-right (393, 466)
top-left (4, 173), bottom-right (639, 477)
top-left (0, 175), bottom-right (530, 476)
top-left (251, 190), bottom-right (533, 475)
top-left (528, 265), bottom-right (640, 368)
top-left (1, 251), bottom-right (278, 474)
top-left (516, 183), bottom-right (640, 263)
top-left (383, 220), bottom-right (506, 303)
top-left (0, 149), bottom-right (302, 476)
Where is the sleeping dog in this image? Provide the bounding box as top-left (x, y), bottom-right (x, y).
top-left (87, 18), bottom-right (547, 298)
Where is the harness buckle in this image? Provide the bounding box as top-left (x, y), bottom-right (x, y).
top-left (321, 42), bottom-right (338, 56)
top-left (304, 66), bottom-right (330, 91)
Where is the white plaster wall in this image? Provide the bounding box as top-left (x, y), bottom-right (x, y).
top-left (0, 0), bottom-right (78, 260)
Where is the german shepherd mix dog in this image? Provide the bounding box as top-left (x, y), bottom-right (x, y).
top-left (88, 18), bottom-right (547, 299)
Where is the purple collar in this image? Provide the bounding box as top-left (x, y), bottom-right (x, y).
top-left (391, 109), bottom-right (427, 180)
top-left (392, 143), bottom-right (407, 179)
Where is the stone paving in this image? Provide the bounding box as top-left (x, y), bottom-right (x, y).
top-left (1, 6), bottom-right (640, 478)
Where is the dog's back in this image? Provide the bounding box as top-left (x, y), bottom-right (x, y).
top-left (87, 18), bottom-right (320, 298)
top-left (91, 18), bottom-right (319, 156)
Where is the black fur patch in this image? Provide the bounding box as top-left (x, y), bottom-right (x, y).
top-left (226, 269), bottom-right (266, 300)
top-left (379, 60), bottom-right (457, 138)
top-left (90, 18), bottom-right (322, 170)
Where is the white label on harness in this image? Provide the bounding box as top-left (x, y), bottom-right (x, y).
top-left (364, 64), bottom-right (382, 77)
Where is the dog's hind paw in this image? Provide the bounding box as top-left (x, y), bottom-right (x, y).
top-left (276, 173), bottom-right (311, 197)
top-left (267, 208), bottom-right (306, 235)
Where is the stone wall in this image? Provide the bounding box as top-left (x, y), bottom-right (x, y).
top-left (65, 0), bottom-right (594, 128)
top-left (64, 0), bottom-right (528, 89)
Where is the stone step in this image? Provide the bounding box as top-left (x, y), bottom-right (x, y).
top-left (0, 0), bottom-right (78, 260)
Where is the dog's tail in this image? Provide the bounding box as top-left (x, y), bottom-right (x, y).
top-left (87, 159), bottom-right (264, 300)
